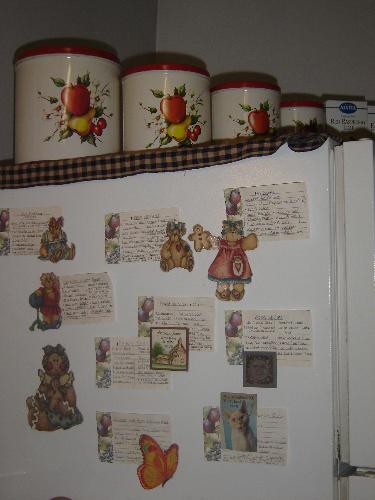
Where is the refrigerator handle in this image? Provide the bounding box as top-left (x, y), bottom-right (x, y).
top-left (338, 461), bottom-right (375, 478)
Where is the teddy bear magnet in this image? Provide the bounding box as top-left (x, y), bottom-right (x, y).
top-left (29, 272), bottom-right (62, 331)
top-left (26, 344), bottom-right (83, 431)
top-left (39, 216), bottom-right (75, 263)
top-left (160, 221), bottom-right (194, 272)
top-left (189, 220), bottom-right (257, 301)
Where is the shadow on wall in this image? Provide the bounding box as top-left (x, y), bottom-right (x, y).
top-left (322, 93), bottom-right (366, 102)
top-left (121, 51), bottom-right (207, 71)
top-left (281, 92), bottom-right (323, 103)
top-left (14, 37), bottom-right (118, 62)
top-left (210, 71), bottom-right (279, 88)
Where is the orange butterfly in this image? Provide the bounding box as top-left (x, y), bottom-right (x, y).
top-left (137, 434), bottom-right (179, 489)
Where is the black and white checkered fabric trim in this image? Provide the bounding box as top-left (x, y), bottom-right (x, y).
top-left (0, 134), bottom-right (337, 189)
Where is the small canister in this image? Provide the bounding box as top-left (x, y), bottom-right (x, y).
top-left (211, 81), bottom-right (281, 141)
top-left (122, 63), bottom-right (211, 151)
top-left (14, 44), bottom-right (121, 163)
top-left (280, 100), bottom-right (325, 133)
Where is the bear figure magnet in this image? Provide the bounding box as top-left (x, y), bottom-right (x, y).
top-left (189, 220), bottom-right (257, 301)
top-left (39, 216), bottom-right (75, 263)
top-left (29, 272), bottom-right (62, 331)
top-left (160, 221), bottom-right (194, 272)
top-left (26, 344), bottom-right (83, 431)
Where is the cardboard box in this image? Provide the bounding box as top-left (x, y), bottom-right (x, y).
top-left (367, 104), bottom-right (375, 136)
top-left (325, 100), bottom-right (368, 138)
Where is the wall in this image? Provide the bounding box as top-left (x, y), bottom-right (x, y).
top-left (3, 0), bottom-right (375, 161)
top-left (156, 0), bottom-right (375, 98)
top-left (0, 0), bottom-right (158, 161)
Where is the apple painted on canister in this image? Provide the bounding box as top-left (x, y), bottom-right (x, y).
top-left (14, 44), bottom-right (121, 163)
top-left (280, 101), bottom-right (326, 133)
top-left (211, 81), bottom-right (281, 141)
top-left (122, 64), bottom-right (211, 151)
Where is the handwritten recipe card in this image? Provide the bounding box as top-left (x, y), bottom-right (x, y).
top-left (1, 207), bottom-right (61, 255)
top-left (95, 337), bottom-right (170, 389)
top-left (138, 296), bottom-right (215, 351)
top-left (226, 309), bottom-right (312, 367)
top-left (221, 408), bottom-right (288, 465)
top-left (60, 272), bottom-right (114, 324)
top-left (97, 412), bottom-right (171, 464)
top-left (225, 182), bottom-right (309, 239)
top-left (105, 207), bottom-right (179, 263)
top-left (243, 310), bottom-right (312, 366)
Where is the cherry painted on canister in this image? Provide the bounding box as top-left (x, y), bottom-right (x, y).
top-left (122, 63), bottom-right (211, 151)
top-left (14, 44), bottom-right (121, 163)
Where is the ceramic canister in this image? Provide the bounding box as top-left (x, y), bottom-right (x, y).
top-left (14, 45), bottom-right (121, 163)
top-left (280, 101), bottom-right (326, 133)
top-left (211, 81), bottom-right (281, 141)
top-left (122, 64), bottom-right (211, 151)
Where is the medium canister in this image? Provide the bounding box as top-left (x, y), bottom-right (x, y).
top-left (14, 44), bottom-right (121, 163)
top-left (211, 81), bottom-right (280, 141)
top-left (280, 100), bottom-right (326, 133)
top-left (122, 64), bottom-right (211, 151)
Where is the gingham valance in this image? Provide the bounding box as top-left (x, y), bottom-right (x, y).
top-left (0, 133), bottom-right (338, 189)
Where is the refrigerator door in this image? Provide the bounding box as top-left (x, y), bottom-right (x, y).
top-left (339, 140), bottom-right (375, 500)
top-left (0, 141), bottom-right (338, 500)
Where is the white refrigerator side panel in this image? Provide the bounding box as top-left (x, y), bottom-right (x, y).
top-left (343, 140), bottom-right (375, 500)
top-left (0, 142), bottom-right (335, 500)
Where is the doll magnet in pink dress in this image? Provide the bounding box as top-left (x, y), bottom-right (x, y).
top-left (189, 220), bottom-right (257, 301)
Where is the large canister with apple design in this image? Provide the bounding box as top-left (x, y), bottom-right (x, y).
top-left (122, 64), bottom-right (211, 151)
top-left (211, 81), bottom-right (281, 141)
top-left (280, 100), bottom-right (326, 133)
top-left (14, 44), bottom-right (121, 163)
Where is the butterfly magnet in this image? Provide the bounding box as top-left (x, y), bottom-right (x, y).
top-left (137, 434), bottom-right (179, 489)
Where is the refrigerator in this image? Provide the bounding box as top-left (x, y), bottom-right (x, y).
top-left (0, 137), bottom-right (374, 500)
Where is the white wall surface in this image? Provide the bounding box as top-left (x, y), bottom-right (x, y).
top-left (0, 0), bottom-right (158, 161)
top-left (2, 0), bottom-right (375, 157)
top-left (157, 0), bottom-right (375, 98)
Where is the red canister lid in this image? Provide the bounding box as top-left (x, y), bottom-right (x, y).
top-left (122, 63), bottom-right (209, 78)
top-left (281, 100), bottom-right (323, 108)
top-left (15, 45), bottom-right (119, 63)
top-left (210, 81), bottom-right (280, 92)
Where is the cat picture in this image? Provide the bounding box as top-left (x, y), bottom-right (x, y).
top-left (221, 393), bottom-right (257, 452)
